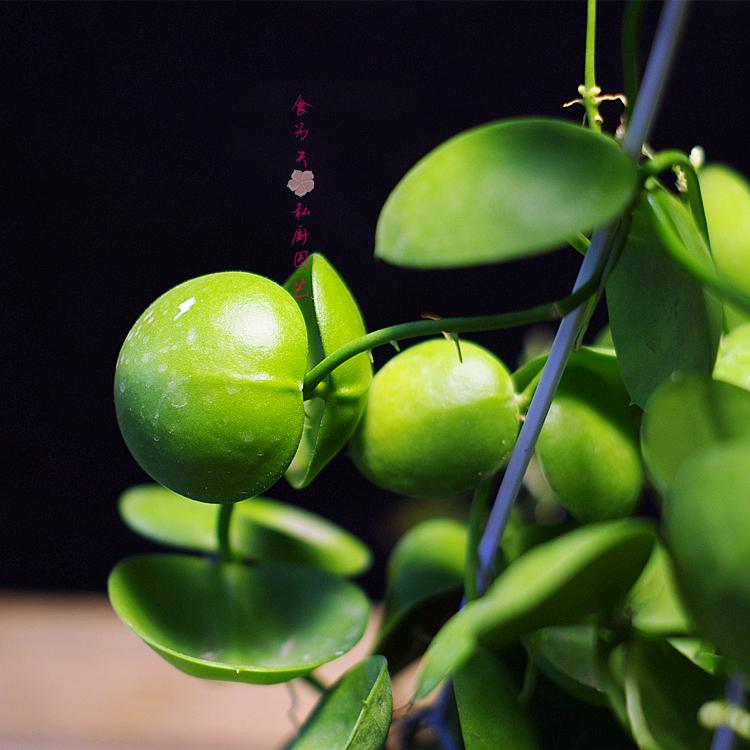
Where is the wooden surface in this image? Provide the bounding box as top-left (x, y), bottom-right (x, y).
top-left (0, 593), bottom-right (415, 750)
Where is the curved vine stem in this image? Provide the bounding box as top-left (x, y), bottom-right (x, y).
top-left (217, 502), bottom-right (234, 563)
top-left (641, 149), bottom-right (710, 242)
top-left (302, 277), bottom-right (601, 399)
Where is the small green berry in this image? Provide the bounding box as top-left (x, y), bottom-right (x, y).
top-left (349, 338), bottom-right (519, 496)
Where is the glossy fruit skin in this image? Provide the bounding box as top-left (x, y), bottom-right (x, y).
top-left (713, 323), bottom-right (750, 392)
top-left (114, 272), bottom-right (307, 504)
top-left (699, 164), bottom-right (750, 328)
top-left (536, 363), bottom-right (643, 522)
top-left (349, 339), bottom-right (519, 496)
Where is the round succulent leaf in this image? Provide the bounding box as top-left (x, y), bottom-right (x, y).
top-left (108, 554), bottom-right (370, 684)
top-left (454, 649), bottom-right (540, 750)
top-left (114, 272), bottom-right (308, 504)
top-left (415, 520), bottom-right (655, 698)
top-left (714, 323), bottom-right (750, 392)
top-left (375, 117), bottom-right (638, 268)
top-left (623, 638), bottom-right (723, 750)
top-left (285, 254), bottom-right (372, 489)
top-left (375, 518), bottom-right (467, 673)
top-left (641, 373), bottom-right (750, 495)
top-left (606, 199), bottom-right (722, 410)
top-left (625, 544), bottom-right (692, 637)
top-left (288, 656), bottom-right (392, 750)
top-left (118, 484), bottom-right (371, 576)
top-left (700, 164), bottom-right (750, 328)
top-left (665, 441), bottom-right (750, 672)
top-left (524, 625), bottom-right (608, 706)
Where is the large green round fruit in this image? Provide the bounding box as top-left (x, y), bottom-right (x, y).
top-left (713, 323), bottom-right (750, 392)
top-left (349, 339), bottom-right (519, 496)
top-left (114, 272), bottom-right (307, 503)
top-left (536, 362), bottom-right (643, 522)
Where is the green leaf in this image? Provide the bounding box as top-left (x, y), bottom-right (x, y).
top-left (289, 656), bottom-right (392, 750)
top-left (699, 163), bottom-right (750, 328)
top-left (625, 544), bottom-right (692, 636)
top-left (640, 374), bottom-right (750, 495)
top-left (454, 649), bottom-right (540, 750)
top-left (513, 347), bottom-right (620, 395)
top-left (606, 199), bottom-right (722, 409)
top-left (714, 323), bottom-right (750, 392)
top-left (647, 188), bottom-right (750, 318)
top-left (119, 484), bottom-right (371, 576)
top-left (623, 638), bottom-right (722, 750)
top-left (375, 518), bottom-right (466, 673)
top-left (668, 639), bottom-right (729, 678)
top-left (375, 118), bottom-right (638, 268)
top-left (415, 520), bottom-right (655, 698)
top-left (524, 625), bottom-right (608, 706)
top-left (665, 441), bottom-right (750, 673)
top-left (108, 554), bottom-right (370, 683)
top-left (285, 254), bottom-right (372, 488)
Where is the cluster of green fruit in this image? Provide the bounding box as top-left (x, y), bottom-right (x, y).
top-left (111, 113), bottom-right (750, 749)
top-left (114, 257), bottom-right (634, 517)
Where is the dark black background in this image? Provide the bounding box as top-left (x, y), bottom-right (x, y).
top-left (4, 1), bottom-right (750, 597)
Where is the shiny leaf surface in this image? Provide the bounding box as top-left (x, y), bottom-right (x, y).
top-left (375, 518), bottom-right (466, 673)
top-left (416, 520), bottom-right (655, 697)
top-left (289, 656), bottom-right (392, 750)
top-left (455, 649), bottom-right (539, 750)
top-left (119, 484), bottom-right (371, 576)
top-left (376, 118), bottom-right (638, 268)
top-left (285, 254), bottom-right (372, 488)
top-left (640, 374), bottom-right (750, 494)
top-left (607, 200), bottom-right (722, 409)
top-left (108, 554), bottom-right (370, 684)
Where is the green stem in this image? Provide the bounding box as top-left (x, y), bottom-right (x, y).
top-left (568, 233), bottom-right (591, 256)
top-left (622, 0), bottom-right (645, 116)
top-left (302, 673), bottom-right (328, 693)
top-left (582, 0), bottom-right (602, 132)
top-left (641, 150), bottom-right (710, 243)
top-left (302, 278), bottom-right (601, 399)
top-left (217, 503), bottom-right (234, 563)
